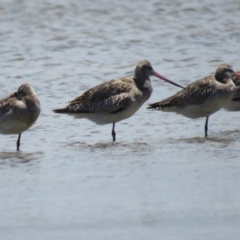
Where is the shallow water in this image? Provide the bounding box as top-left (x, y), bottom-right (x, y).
top-left (1, 0), bottom-right (240, 239)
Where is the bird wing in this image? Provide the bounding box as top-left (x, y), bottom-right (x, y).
top-left (0, 92), bottom-right (18, 118)
top-left (66, 78), bottom-right (133, 114)
top-left (148, 75), bottom-right (216, 109)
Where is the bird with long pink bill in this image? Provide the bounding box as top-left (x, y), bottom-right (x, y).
top-left (53, 59), bottom-right (183, 141)
top-left (148, 63), bottom-right (240, 137)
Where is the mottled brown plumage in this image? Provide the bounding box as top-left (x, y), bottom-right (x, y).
top-left (0, 84), bottom-right (41, 151)
top-left (58, 78), bottom-right (134, 114)
top-left (149, 76), bottom-right (217, 111)
top-left (53, 59), bottom-right (182, 141)
top-left (148, 63), bottom-right (240, 136)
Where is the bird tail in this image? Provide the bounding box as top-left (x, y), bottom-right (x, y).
top-left (147, 96), bottom-right (179, 111)
top-left (147, 102), bottom-right (163, 110)
top-left (147, 101), bottom-right (168, 110)
top-left (53, 108), bottom-right (69, 113)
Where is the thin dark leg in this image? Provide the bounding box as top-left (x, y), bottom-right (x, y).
top-left (112, 123), bottom-right (116, 141)
top-left (204, 116), bottom-right (209, 137)
top-left (16, 133), bottom-right (21, 151)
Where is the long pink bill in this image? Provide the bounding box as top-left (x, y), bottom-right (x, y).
top-left (235, 72), bottom-right (240, 77)
top-left (153, 71), bottom-right (185, 89)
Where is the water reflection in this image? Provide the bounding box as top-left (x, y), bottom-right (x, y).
top-left (65, 141), bottom-right (152, 153)
top-left (0, 151), bottom-right (44, 165)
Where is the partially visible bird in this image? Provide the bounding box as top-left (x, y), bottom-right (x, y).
top-left (148, 64), bottom-right (240, 137)
top-left (53, 59), bottom-right (183, 141)
top-left (0, 84), bottom-right (41, 151)
top-left (224, 72), bottom-right (240, 111)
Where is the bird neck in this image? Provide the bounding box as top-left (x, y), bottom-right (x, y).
top-left (217, 77), bottom-right (234, 85)
top-left (23, 95), bottom-right (40, 109)
top-left (133, 75), bottom-right (150, 90)
top-left (215, 72), bottom-right (235, 85)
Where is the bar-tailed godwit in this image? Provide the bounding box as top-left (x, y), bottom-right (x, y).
top-left (148, 64), bottom-right (240, 137)
top-left (0, 84), bottom-right (41, 151)
top-left (53, 59), bottom-right (183, 141)
top-left (224, 72), bottom-right (240, 111)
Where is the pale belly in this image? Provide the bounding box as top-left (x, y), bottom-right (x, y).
top-left (73, 100), bottom-right (145, 125)
top-left (0, 119), bottom-right (31, 134)
top-left (176, 93), bottom-right (235, 119)
top-left (224, 101), bottom-right (240, 111)
top-left (177, 104), bottom-right (223, 119)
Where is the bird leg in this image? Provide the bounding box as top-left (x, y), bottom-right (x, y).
top-left (112, 123), bottom-right (116, 141)
top-left (16, 133), bottom-right (21, 151)
top-left (204, 116), bottom-right (209, 137)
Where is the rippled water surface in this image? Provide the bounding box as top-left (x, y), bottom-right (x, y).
top-left (1, 0), bottom-right (240, 239)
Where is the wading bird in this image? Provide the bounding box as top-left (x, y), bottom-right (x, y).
top-left (53, 59), bottom-right (183, 141)
top-left (0, 84), bottom-right (41, 151)
top-left (148, 64), bottom-right (240, 137)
